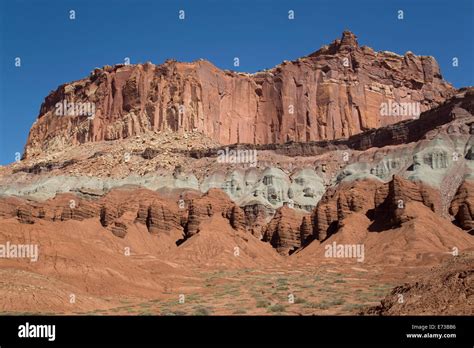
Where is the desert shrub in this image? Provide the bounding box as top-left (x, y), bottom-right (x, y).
top-left (267, 304), bottom-right (286, 313)
top-left (193, 307), bottom-right (212, 316)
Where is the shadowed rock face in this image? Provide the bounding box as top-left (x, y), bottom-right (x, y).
top-left (450, 180), bottom-right (474, 233)
top-left (262, 206), bottom-right (311, 255)
top-left (24, 31), bottom-right (454, 158)
top-left (310, 175), bottom-right (445, 241)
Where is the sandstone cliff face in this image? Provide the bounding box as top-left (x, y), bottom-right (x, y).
top-left (24, 31), bottom-right (453, 158)
top-left (311, 176), bottom-right (445, 240)
top-left (135, 201), bottom-right (183, 235)
top-left (345, 88), bottom-right (474, 150)
top-left (372, 175), bottom-right (442, 227)
top-left (182, 189), bottom-right (244, 238)
top-left (0, 189), bottom-right (241, 241)
top-left (312, 179), bottom-right (380, 241)
top-left (450, 180), bottom-right (474, 233)
top-left (262, 206), bottom-right (311, 255)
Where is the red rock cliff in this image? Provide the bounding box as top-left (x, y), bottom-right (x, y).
top-left (24, 31), bottom-right (454, 157)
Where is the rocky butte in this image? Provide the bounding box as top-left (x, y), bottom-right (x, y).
top-left (24, 31), bottom-right (454, 158)
top-left (0, 30), bottom-right (473, 316)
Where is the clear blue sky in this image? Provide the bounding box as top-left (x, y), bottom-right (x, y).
top-left (0, 0), bottom-right (473, 165)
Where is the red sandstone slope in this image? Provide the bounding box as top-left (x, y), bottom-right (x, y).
top-left (295, 202), bottom-right (474, 265)
top-left (0, 217), bottom-right (187, 313)
top-left (0, 189), bottom-right (282, 313)
top-left (24, 31), bottom-right (454, 158)
top-left (1, 175), bottom-right (472, 265)
top-left (362, 254), bottom-right (474, 315)
top-left (294, 177), bottom-right (474, 264)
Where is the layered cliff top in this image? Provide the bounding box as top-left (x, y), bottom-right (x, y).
top-left (24, 31), bottom-right (454, 158)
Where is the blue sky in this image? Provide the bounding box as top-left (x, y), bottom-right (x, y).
top-left (0, 0), bottom-right (473, 165)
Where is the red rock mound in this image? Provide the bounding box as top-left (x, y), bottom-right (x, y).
top-left (295, 177), bottom-right (474, 265)
top-left (262, 206), bottom-right (311, 255)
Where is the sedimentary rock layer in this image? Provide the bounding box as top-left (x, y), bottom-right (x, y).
top-left (24, 31), bottom-right (454, 158)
